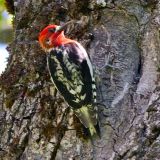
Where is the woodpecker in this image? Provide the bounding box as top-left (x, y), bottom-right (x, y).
top-left (39, 22), bottom-right (100, 138)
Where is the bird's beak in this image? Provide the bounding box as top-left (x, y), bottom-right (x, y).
top-left (55, 20), bottom-right (74, 32)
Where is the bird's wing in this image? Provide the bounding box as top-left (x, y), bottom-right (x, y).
top-left (47, 43), bottom-right (95, 107)
top-left (47, 43), bottom-right (98, 127)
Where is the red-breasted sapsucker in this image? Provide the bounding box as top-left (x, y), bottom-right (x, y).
top-left (38, 22), bottom-right (100, 138)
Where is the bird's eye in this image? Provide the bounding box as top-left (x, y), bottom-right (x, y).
top-left (46, 39), bottom-right (50, 44)
top-left (48, 28), bottom-right (56, 33)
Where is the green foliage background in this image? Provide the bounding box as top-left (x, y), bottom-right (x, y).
top-left (0, 0), bottom-right (13, 43)
top-left (0, 0), bottom-right (5, 26)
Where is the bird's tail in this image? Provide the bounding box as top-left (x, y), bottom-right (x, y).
top-left (74, 105), bottom-right (100, 139)
top-left (82, 121), bottom-right (100, 139)
top-left (89, 123), bottom-right (100, 138)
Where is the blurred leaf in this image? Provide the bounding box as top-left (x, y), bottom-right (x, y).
top-left (0, 0), bottom-right (13, 43)
top-left (0, 0), bottom-right (5, 27)
top-left (0, 0), bottom-right (5, 11)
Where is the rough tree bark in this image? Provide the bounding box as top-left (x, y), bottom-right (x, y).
top-left (0, 0), bottom-right (160, 159)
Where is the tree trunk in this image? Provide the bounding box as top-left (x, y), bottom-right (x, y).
top-left (0, 0), bottom-right (160, 159)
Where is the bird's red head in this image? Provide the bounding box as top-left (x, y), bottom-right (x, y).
top-left (39, 24), bottom-right (63, 51)
top-left (39, 21), bottom-right (75, 52)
